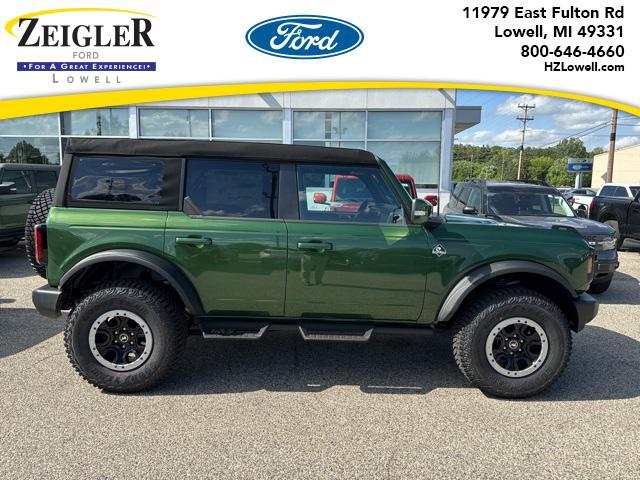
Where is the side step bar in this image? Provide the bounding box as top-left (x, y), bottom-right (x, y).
top-left (199, 319), bottom-right (269, 340)
top-left (298, 322), bottom-right (373, 342)
top-left (196, 318), bottom-right (433, 342)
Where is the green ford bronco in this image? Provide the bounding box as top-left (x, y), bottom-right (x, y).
top-left (32, 139), bottom-right (598, 397)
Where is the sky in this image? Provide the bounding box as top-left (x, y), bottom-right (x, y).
top-left (456, 89), bottom-right (640, 152)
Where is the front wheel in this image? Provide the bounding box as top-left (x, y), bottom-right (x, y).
top-left (64, 281), bottom-right (187, 392)
top-left (588, 274), bottom-right (613, 294)
top-left (452, 287), bottom-right (571, 398)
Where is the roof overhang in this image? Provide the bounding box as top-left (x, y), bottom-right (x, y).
top-left (455, 106), bottom-right (482, 134)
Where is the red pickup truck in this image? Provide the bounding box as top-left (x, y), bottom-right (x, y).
top-left (312, 174), bottom-right (438, 212)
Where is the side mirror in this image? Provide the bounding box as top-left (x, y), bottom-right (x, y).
top-left (313, 192), bottom-right (328, 204)
top-left (575, 208), bottom-right (587, 218)
top-left (462, 206), bottom-right (478, 215)
top-left (410, 198), bottom-right (432, 225)
top-left (0, 182), bottom-right (16, 195)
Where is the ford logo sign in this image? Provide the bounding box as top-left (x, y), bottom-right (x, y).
top-left (246, 15), bottom-right (364, 59)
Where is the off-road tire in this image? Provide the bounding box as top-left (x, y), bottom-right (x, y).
top-left (588, 275), bottom-right (613, 294)
top-left (452, 287), bottom-right (572, 398)
top-left (64, 281), bottom-right (187, 393)
top-left (603, 219), bottom-right (624, 250)
top-left (25, 188), bottom-right (54, 278)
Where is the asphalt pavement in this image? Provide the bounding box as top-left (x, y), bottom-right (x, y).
top-left (1, 242), bottom-right (639, 479)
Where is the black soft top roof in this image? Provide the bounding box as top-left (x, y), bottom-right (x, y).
top-left (65, 138), bottom-right (378, 165)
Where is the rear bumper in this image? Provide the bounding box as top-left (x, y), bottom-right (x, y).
top-left (32, 285), bottom-right (62, 318)
top-left (572, 293), bottom-right (599, 332)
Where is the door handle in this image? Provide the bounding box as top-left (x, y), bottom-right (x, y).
top-left (175, 237), bottom-right (212, 246)
top-left (297, 241), bottom-right (333, 252)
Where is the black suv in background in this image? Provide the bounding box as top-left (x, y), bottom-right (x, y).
top-left (0, 163), bottom-right (59, 246)
top-left (444, 179), bottom-right (618, 293)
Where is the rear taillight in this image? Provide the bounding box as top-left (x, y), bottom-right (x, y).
top-left (424, 194), bottom-right (438, 206)
top-left (34, 224), bottom-right (47, 265)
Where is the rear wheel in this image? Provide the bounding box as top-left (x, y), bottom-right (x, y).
top-left (452, 287), bottom-right (571, 398)
top-left (25, 188), bottom-right (54, 278)
top-left (64, 281), bottom-right (187, 392)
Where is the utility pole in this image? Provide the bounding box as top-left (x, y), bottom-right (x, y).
top-left (606, 108), bottom-right (618, 183)
top-left (516, 104), bottom-right (535, 180)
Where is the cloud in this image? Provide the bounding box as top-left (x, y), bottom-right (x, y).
top-left (602, 135), bottom-right (640, 151)
top-left (458, 128), bottom-right (562, 147)
top-left (496, 94), bottom-right (610, 131)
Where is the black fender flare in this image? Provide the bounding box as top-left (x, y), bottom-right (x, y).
top-left (436, 260), bottom-right (576, 324)
top-left (59, 249), bottom-right (204, 315)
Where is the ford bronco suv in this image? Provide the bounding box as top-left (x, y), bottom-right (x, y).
top-left (31, 139), bottom-right (598, 398)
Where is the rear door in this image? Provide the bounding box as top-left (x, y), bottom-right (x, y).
top-left (284, 163), bottom-right (429, 322)
top-left (625, 192), bottom-right (640, 239)
top-left (0, 168), bottom-right (36, 235)
top-left (164, 158), bottom-right (287, 317)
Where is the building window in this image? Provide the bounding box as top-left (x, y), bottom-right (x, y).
top-left (139, 108), bottom-right (209, 138)
top-left (367, 111), bottom-right (441, 187)
top-left (0, 114), bottom-right (58, 136)
top-left (293, 111), bottom-right (365, 148)
top-left (62, 108), bottom-right (129, 136)
top-left (0, 138), bottom-right (60, 165)
top-left (212, 110), bottom-right (283, 142)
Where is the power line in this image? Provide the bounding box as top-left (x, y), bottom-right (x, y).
top-left (516, 104), bottom-right (535, 179)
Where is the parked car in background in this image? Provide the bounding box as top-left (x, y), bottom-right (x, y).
top-left (396, 174), bottom-right (439, 206)
top-left (596, 183), bottom-right (640, 199)
top-left (563, 188), bottom-right (597, 216)
top-left (589, 186), bottom-right (640, 250)
top-left (444, 179), bottom-right (618, 293)
top-left (0, 163), bottom-right (59, 247)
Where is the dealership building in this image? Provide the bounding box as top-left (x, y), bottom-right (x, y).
top-left (591, 143), bottom-right (640, 189)
top-left (0, 88), bottom-right (480, 195)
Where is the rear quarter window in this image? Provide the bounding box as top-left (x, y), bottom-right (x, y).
top-left (67, 156), bottom-right (180, 209)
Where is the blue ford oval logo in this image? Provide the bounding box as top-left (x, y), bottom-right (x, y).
top-left (246, 15), bottom-right (364, 59)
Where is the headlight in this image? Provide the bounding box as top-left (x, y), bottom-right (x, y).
top-left (587, 236), bottom-right (616, 251)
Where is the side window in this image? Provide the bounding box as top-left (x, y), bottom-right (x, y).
top-left (467, 187), bottom-right (481, 211)
top-left (451, 183), bottom-right (465, 209)
top-left (614, 186), bottom-right (629, 197)
top-left (296, 164), bottom-right (402, 224)
top-left (458, 187), bottom-right (472, 206)
top-left (184, 159), bottom-right (279, 219)
top-left (1, 170), bottom-right (32, 194)
top-left (34, 170), bottom-right (58, 191)
top-left (600, 186), bottom-right (615, 196)
top-left (69, 157), bottom-right (165, 205)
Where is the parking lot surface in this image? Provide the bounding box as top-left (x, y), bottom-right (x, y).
top-left (1, 242), bottom-right (640, 479)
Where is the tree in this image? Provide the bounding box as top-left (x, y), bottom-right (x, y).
top-left (552, 138), bottom-right (587, 160)
top-left (545, 158), bottom-right (574, 186)
top-left (5, 141), bottom-right (45, 164)
top-left (526, 156), bottom-right (554, 182)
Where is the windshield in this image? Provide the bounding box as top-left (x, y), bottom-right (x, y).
top-left (487, 189), bottom-right (575, 217)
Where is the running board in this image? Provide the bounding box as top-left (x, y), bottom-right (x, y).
top-left (298, 322), bottom-right (373, 342)
top-left (199, 319), bottom-right (269, 340)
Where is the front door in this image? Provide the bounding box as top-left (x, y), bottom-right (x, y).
top-left (165, 158), bottom-right (287, 317)
top-left (284, 163), bottom-right (429, 322)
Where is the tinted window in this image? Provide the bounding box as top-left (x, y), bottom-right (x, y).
top-left (185, 159), bottom-right (278, 219)
top-left (459, 187), bottom-right (472, 206)
top-left (34, 170), bottom-right (57, 191)
top-left (70, 157), bottom-right (164, 205)
top-left (630, 186), bottom-right (640, 197)
top-left (599, 186), bottom-right (616, 196)
top-left (297, 164), bottom-right (402, 224)
top-left (487, 189), bottom-right (574, 217)
top-left (614, 187), bottom-right (629, 197)
top-left (1, 169), bottom-right (32, 194)
top-left (467, 187), bottom-right (481, 211)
